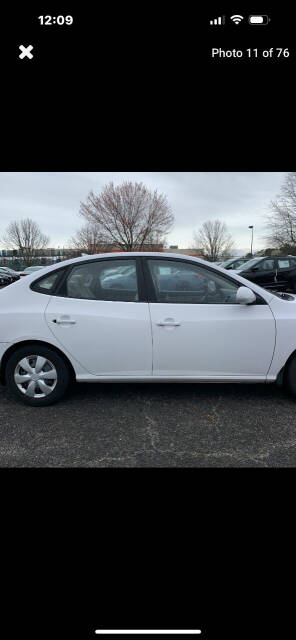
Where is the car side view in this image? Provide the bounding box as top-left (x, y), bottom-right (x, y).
top-left (1, 251), bottom-right (296, 406)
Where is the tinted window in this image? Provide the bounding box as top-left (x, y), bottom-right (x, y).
top-left (234, 259), bottom-right (246, 268)
top-left (256, 259), bottom-right (275, 271)
top-left (65, 260), bottom-right (138, 302)
top-left (31, 270), bottom-right (64, 294)
top-left (147, 259), bottom-right (240, 304)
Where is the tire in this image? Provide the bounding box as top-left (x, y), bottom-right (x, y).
top-left (5, 345), bottom-right (70, 406)
top-left (285, 354), bottom-right (296, 397)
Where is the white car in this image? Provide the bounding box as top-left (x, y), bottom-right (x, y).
top-left (1, 251), bottom-right (296, 407)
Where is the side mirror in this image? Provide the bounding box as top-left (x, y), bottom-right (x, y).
top-left (251, 266), bottom-right (259, 271)
top-left (236, 286), bottom-right (256, 305)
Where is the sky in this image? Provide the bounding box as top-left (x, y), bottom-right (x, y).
top-left (0, 172), bottom-right (287, 253)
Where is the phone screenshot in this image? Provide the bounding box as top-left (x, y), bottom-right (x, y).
top-left (1, 4), bottom-right (295, 640)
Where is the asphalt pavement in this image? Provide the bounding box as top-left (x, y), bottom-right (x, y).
top-left (1, 379), bottom-right (296, 467)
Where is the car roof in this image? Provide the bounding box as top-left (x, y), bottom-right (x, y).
top-left (26, 252), bottom-right (218, 270)
top-left (251, 256), bottom-right (295, 260)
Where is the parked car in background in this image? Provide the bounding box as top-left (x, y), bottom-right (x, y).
top-left (0, 272), bottom-right (14, 287)
top-left (219, 257), bottom-right (249, 270)
top-left (0, 267), bottom-right (20, 283)
top-left (232, 256), bottom-right (296, 292)
top-left (3, 252), bottom-right (296, 406)
top-left (101, 264), bottom-right (136, 284)
top-left (153, 264), bottom-right (207, 293)
top-left (18, 266), bottom-right (46, 277)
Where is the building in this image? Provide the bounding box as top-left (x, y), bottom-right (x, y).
top-left (0, 248), bottom-right (81, 270)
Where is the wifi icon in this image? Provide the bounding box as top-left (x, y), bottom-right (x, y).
top-left (230, 14), bottom-right (244, 24)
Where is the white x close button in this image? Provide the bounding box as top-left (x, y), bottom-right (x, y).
top-left (19, 45), bottom-right (34, 60)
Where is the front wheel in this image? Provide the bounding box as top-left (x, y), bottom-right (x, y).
top-left (6, 345), bottom-right (70, 406)
top-left (285, 354), bottom-right (296, 397)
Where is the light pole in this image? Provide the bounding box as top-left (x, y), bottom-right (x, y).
top-left (249, 225), bottom-right (254, 257)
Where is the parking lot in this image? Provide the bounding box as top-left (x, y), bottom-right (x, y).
top-left (1, 379), bottom-right (296, 466)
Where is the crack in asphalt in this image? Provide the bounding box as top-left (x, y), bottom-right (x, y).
top-left (84, 411), bottom-right (296, 467)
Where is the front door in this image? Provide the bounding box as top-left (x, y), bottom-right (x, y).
top-left (246, 258), bottom-right (277, 289)
top-left (45, 258), bottom-right (152, 376)
top-left (144, 258), bottom-right (275, 378)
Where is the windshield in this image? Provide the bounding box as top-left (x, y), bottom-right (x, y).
top-left (236, 258), bottom-right (262, 271)
top-left (220, 258), bottom-right (235, 268)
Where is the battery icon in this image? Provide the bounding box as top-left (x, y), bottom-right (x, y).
top-left (248, 15), bottom-right (270, 24)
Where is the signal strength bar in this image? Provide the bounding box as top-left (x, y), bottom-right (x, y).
top-left (210, 16), bottom-right (225, 25)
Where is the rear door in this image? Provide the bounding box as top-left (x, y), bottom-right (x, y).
top-left (44, 258), bottom-right (152, 376)
top-left (276, 257), bottom-right (296, 291)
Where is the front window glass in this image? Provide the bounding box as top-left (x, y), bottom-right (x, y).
top-left (65, 260), bottom-right (138, 302)
top-left (147, 259), bottom-right (240, 304)
top-left (257, 259), bottom-right (275, 271)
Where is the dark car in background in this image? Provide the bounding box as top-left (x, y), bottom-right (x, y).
top-left (219, 257), bottom-right (250, 270)
top-left (0, 266), bottom-right (20, 283)
top-left (0, 273), bottom-right (13, 287)
top-left (233, 256), bottom-right (296, 292)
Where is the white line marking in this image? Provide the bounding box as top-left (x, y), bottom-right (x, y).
top-left (95, 632), bottom-right (201, 635)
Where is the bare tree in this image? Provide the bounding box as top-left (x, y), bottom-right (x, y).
top-left (1, 218), bottom-right (49, 265)
top-left (69, 223), bottom-right (108, 255)
top-left (193, 219), bottom-right (234, 261)
top-left (264, 173), bottom-right (296, 249)
top-left (78, 181), bottom-right (174, 251)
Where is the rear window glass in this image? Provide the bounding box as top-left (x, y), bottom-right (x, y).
top-left (278, 259), bottom-right (291, 268)
top-left (64, 260), bottom-right (138, 302)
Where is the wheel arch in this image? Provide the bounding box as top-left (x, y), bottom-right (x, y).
top-left (0, 340), bottom-right (76, 385)
top-left (275, 348), bottom-right (296, 387)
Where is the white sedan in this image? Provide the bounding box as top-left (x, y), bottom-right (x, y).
top-left (0, 251), bottom-right (296, 406)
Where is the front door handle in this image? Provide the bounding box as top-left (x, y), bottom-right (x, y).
top-left (157, 318), bottom-right (180, 327)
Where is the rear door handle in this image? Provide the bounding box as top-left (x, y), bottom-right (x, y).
top-left (157, 319), bottom-right (180, 327)
top-left (52, 317), bottom-right (76, 325)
